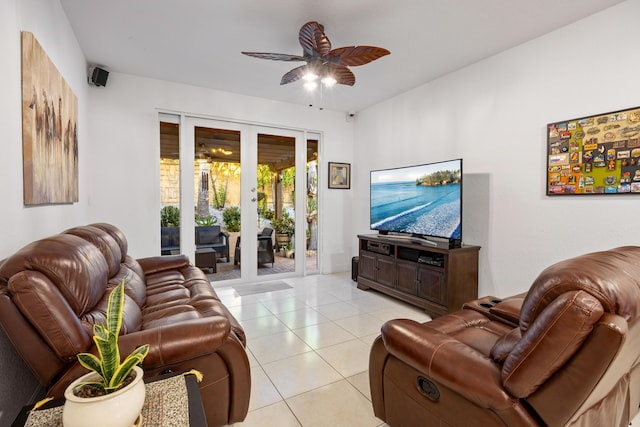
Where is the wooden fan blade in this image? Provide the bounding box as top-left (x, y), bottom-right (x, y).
top-left (326, 65), bottom-right (355, 86)
top-left (242, 52), bottom-right (305, 62)
top-left (298, 21), bottom-right (331, 58)
top-left (327, 46), bottom-right (390, 67)
top-left (280, 65), bottom-right (308, 85)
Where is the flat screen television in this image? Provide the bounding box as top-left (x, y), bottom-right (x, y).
top-left (370, 158), bottom-right (462, 246)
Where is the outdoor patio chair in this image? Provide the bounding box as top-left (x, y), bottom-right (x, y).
top-left (234, 228), bottom-right (275, 267)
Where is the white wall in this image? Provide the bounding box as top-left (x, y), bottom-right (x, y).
top-left (354, 0), bottom-right (640, 298)
top-left (0, 0), bottom-right (90, 258)
top-left (1, 0), bottom-right (354, 422)
top-left (85, 73), bottom-right (355, 271)
top-left (0, 2), bottom-right (355, 269)
top-left (0, 0), bottom-right (90, 423)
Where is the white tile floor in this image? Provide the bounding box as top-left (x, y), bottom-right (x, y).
top-left (213, 272), bottom-right (426, 427)
top-left (214, 272), bottom-right (640, 427)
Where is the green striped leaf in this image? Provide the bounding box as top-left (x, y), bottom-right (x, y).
top-left (74, 280), bottom-right (148, 394)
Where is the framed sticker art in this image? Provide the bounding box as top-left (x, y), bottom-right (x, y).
top-left (547, 105), bottom-right (640, 195)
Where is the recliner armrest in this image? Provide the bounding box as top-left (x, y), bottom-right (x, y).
top-left (137, 255), bottom-right (191, 274)
top-left (117, 316), bottom-right (231, 368)
top-left (381, 319), bottom-right (516, 411)
top-left (463, 294), bottom-right (525, 327)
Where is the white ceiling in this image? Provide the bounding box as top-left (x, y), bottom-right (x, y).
top-left (60, 0), bottom-right (624, 113)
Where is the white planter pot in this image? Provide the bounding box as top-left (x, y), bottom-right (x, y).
top-left (63, 366), bottom-right (145, 427)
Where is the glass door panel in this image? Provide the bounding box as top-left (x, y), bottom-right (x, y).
top-left (257, 133), bottom-right (296, 276)
top-left (306, 136), bottom-right (319, 273)
top-left (159, 119), bottom-right (181, 256)
top-left (194, 126), bottom-right (241, 282)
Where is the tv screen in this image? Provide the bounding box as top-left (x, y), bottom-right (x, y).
top-left (370, 159), bottom-right (462, 241)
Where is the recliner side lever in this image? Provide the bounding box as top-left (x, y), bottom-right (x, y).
top-left (417, 376), bottom-right (440, 401)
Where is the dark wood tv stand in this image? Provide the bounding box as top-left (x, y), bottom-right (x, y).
top-left (357, 234), bottom-right (480, 318)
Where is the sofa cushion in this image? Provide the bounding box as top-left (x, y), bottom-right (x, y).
top-left (0, 234), bottom-right (109, 316)
top-left (502, 290), bottom-right (603, 397)
top-left (109, 256), bottom-right (147, 308)
top-left (64, 225), bottom-right (122, 278)
top-left (489, 328), bottom-right (521, 364)
top-left (8, 270), bottom-right (92, 358)
top-left (81, 291), bottom-right (143, 335)
top-left (90, 222), bottom-right (129, 262)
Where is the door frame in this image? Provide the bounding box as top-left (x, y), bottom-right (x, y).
top-left (173, 115), bottom-right (317, 283)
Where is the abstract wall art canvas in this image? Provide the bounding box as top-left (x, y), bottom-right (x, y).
top-left (21, 31), bottom-right (78, 205)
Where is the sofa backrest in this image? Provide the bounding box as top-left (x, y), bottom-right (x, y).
top-left (490, 246), bottom-right (640, 425)
top-left (90, 222), bottom-right (129, 261)
top-left (64, 224), bottom-right (146, 329)
top-left (520, 246), bottom-right (640, 330)
top-left (0, 224), bottom-right (146, 375)
top-left (64, 225), bottom-right (123, 278)
top-left (0, 234), bottom-right (108, 359)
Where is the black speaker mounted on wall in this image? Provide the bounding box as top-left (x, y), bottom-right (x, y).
top-left (89, 67), bottom-right (109, 87)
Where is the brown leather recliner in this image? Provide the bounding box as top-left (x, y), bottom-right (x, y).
top-left (370, 246), bottom-right (640, 426)
top-left (0, 223), bottom-right (250, 427)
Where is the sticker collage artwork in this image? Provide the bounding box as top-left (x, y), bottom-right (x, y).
top-left (547, 106), bottom-right (640, 195)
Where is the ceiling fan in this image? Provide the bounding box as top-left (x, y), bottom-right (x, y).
top-left (242, 21), bottom-right (390, 88)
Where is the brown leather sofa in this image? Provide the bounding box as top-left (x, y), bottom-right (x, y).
top-left (370, 246), bottom-right (640, 426)
top-left (0, 223), bottom-right (250, 426)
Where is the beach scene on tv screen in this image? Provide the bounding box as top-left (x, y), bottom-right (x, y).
top-left (370, 160), bottom-right (461, 239)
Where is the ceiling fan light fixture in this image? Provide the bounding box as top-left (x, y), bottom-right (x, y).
top-left (242, 21), bottom-right (389, 89)
top-left (304, 81), bottom-right (318, 91)
top-left (303, 71), bottom-right (318, 82)
top-left (321, 75), bottom-right (336, 87)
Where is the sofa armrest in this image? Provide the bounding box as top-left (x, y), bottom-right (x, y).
top-left (117, 316), bottom-right (231, 368)
top-left (381, 319), bottom-right (516, 411)
top-left (137, 255), bottom-right (191, 274)
top-left (463, 295), bottom-right (525, 327)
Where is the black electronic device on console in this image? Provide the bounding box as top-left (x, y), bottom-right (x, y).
top-left (417, 254), bottom-right (444, 267)
top-left (367, 240), bottom-right (391, 255)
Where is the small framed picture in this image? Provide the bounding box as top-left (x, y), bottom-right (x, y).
top-left (328, 162), bottom-right (351, 189)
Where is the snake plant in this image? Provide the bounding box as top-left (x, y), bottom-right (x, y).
top-left (75, 280), bottom-right (149, 395)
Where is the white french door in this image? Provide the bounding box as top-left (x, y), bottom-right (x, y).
top-left (180, 117), bottom-right (309, 283)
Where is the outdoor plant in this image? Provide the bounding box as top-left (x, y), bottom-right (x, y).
top-left (222, 206), bottom-right (241, 232)
top-left (195, 214), bottom-right (217, 226)
top-left (272, 211), bottom-right (295, 236)
top-left (160, 205), bottom-right (180, 227)
top-left (73, 280), bottom-right (149, 397)
top-left (261, 208), bottom-right (275, 221)
top-left (213, 187), bottom-right (227, 210)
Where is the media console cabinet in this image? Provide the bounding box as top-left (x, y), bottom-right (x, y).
top-left (357, 234), bottom-right (480, 318)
